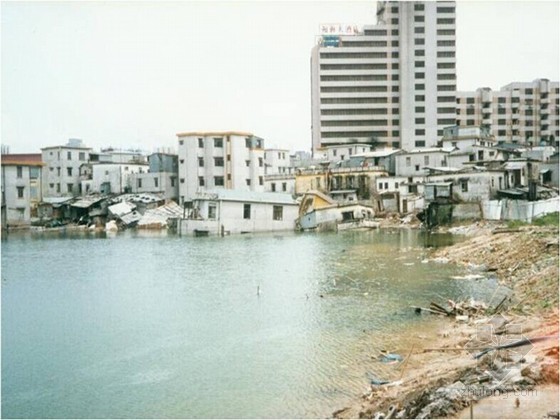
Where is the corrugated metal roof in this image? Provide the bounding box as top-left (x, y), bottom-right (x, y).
top-left (71, 195), bottom-right (107, 208)
top-left (108, 201), bottom-right (137, 217)
top-left (137, 201), bottom-right (183, 227)
top-left (120, 211), bottom-right (142, 225)
top-left (42, 197), bottom-right (74, 205)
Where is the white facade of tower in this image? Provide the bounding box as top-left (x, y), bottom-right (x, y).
top-left (311, 1), bottom-right (456, 154)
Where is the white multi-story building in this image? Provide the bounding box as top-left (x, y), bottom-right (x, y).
top-left (130, 153), bottom-right (179, 200)
top-left (311, 1), bottom-right (456, 153)
top-left (264, 148), bottom-right (291, 175)
top-left (41, 139), bottom-right (92, 197)
top-left (456, 79), bottom-right (560, 146)
top-left (177, 131), bottom-right (266, 204)
top-left (1, 153), bottom-right (44, 228)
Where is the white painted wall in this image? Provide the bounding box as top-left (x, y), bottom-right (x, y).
top-left (42, 146), bottom-right (91, 196)
top-left (180, 199), bottom-right (298, 235)
top-left (1, 164), bottom-right (43, 226)
top-left (91, 163), bottom-right (148, 194)
top-left (177, 133), bottom-right (266, 203)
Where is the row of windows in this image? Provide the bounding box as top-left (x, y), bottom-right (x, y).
top-left (321, 131), bottom-right (388, 138)
top-left (47, 183), bottom-right (75, 193)
top-left (437, 18), bottom-right (455, 24)
top-left (437, 29), bottom-right (456, 36)
top-left (437, 85), bottom-right (456, 91)
top-left (321, 108), bottom-right (391, 115)
top-left (270, 183), bottom-right (288, 193)
top-left (198, 176), bottom-right (265, 187)
top-left (204, 203), bottom-right (283, 221)
top-left (320, 52), bottom-right (387, 59)
top-left (49, 166), bottom-right (78, 176)
top-left (47, 151), bottom-right (87, 161)
top-left (321, 97), bottom-right (388, 104)
top-left (197, 156), bottom-right (265, 168)
top-left (320, 74), bottom-right (388, 82)
top-left (322, 120), bottom-right (389, 127)
top-left (340, 41), bottom-right (389, 48)
top-left (15, 166), bottom-right (41, 179)
top-left (320, 86), bottom-right (389, 93)
top-left (438, 62), bottom-right (456, 69)
top-left (320, 63), bottom-right (388, 70)
top-left (363, 29), bottom-right (387, 36)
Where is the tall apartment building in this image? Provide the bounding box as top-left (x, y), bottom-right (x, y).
top-left (41, 139), bottom-right (92, 197)
top-left (177, 131), bottom-right (265, 204)
top-left (311, 0), bottom-right (456, 154)
top-left (456, 79), bottom-right (560, 146)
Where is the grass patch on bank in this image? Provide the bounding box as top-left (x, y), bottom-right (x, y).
top-left (507, 212), bottom-right (559, 229)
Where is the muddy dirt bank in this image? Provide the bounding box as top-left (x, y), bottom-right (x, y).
top-left (334, 223), bottom-right (559, 419)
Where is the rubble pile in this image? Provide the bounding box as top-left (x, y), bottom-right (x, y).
top-left (334, 224), bottom-right (559, 420)
top-left (432, 225), bottom-right (559, 313)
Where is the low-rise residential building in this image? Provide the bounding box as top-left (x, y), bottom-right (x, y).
top-left (179, 189), bottom-right (298, 236)
top-left (1, 154), bottom-right (44, 228)
top-left (264, 148), bottom-right (292, 175)
top-left (295, 161), bottom-right (387, 200)
top-left (265, 174), bottom-right (296, 195)
top-left (321, 143), bottom-right (373, 163)
top-left (424, 167), bottom-right (505, 202)
top-left (394, 148), bottom-right (456, 177)
top-left (374, 175), bottom-right (426, 213)
top-left (177, 131), bottom-right (266, 204)
top-left (90, 163), bottom-right (149, 194)
top-left (93, 148), bottom-right (147, 164)
top-left (130, 153), bottom-right (179, 200)
top-left (41, 139), bottom-right (92, 197)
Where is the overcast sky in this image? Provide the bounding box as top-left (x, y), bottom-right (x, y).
top-left (2, 1), bottom-right (559, 154)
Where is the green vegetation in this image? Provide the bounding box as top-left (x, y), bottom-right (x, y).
top-left (507, 212), bottom-right (559, 229)
top-left (532, 212), bottom-right (559, 227)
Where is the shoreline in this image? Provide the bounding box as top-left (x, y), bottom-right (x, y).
top-left (334, 221), bottom-right (559, 419)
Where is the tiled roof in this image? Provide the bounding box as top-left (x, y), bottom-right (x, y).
top-left (1, 154), bottom-right (43, 166)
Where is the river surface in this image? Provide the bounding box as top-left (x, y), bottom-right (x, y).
top-left (1, 229), bottom-right (501, 418)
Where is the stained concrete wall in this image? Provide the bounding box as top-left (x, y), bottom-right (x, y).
top-left (482, 197), bottom-right (559, 222)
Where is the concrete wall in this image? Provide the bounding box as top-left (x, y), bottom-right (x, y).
top-left (91, 163), bottom-right (148, 194)
top-left (264, 149), bottom-right (291, 175)
top-left (482, 197), bottom-right (559, 222)
top-left (180, 199), bottom-right (298, 236)
top-left (452, 203), bottom-right (482, 220)
top-left (426, 172), bottom-right (505, 202)
top-left (1, 165), bottom-right (43, 226)
top-left (130, 172), bottom-right (179, 200)
top-left (177, 133), bottom-right (266, 203)
top-left (42, 146), bottom-right (91, 197)
top-left (395, 151), bottom-right (449, 177)
top-left (265, 175), bottom-right (296, 194)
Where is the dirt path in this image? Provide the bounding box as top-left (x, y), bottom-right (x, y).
top-left (334, 223), bottom-right (559, 419)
